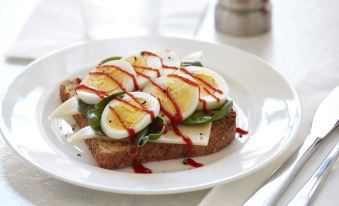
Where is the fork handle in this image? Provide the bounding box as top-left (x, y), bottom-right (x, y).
top-left (243, 135), bottom-right (322, 206)
top-left (287, 141), bottom-right (339, 206)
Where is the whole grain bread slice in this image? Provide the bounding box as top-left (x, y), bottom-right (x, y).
top-left (60, 79), bottom-right (236, 169)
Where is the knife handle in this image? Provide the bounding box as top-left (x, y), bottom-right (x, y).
top-left (243, 135), bottom-right (322, 206)
top-left (287, 141), bottom-right (339, 206)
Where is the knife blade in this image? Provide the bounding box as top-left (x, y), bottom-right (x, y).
top-left (287, 141), bottom-right (339, 206)
top-left (243, 85), bottom-right (339, 206)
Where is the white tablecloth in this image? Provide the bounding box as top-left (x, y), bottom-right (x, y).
top-left (1, 0), bottom-right (339, 205)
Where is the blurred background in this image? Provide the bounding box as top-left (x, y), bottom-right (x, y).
top-left (2, 0), bottom-right (339, 86)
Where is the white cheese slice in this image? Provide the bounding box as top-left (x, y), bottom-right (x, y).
top-left (49, 96), bottom-right (80, 119)
top-left (67, 123), bottom-right (212, 146)
top-left (68, 126), bottom-right (98, 142)
top-left (182, 51), bottom-right (203, 62)
top-left (150, 123), bottom-right (212, 146)
top-left (67, 126), bottom-right (112, 142)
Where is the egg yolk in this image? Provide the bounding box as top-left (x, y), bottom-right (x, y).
top-left (96, 67), bottom-right (125, 80)
top-left (81, 66), bottom-right (130, 93)
top-left (106, 98), bottom-right (149, 130)
top-left (149, 77), bottom-right (194, 114)
top-left (125, 55), bottom-right (147, 67)
top-left (194, 73), bottom-right (219, 97)
top-left (134, 97), bottom-right (151, 107)
top-left (82, 74), bottom-right (119, 93)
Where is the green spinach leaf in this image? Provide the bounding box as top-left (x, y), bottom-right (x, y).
top-left (87, 109), bottom-right (105, 135)
top-left (86, 92), bottom-right (125, 135)
top-left (134, 116), bottom-right (166, 147)
top-left (99, 56), bottom-right (122, 65)
top-left (180, 111), bottom-right (212, 125)
top-left (182, 100), bottom-right (233, 125)
top-left (181, 61), bottom-right (203, 67)
top-left (78, 99), bottom-right (94, 116)
top-left (210, 100), bottom-right (233, 122)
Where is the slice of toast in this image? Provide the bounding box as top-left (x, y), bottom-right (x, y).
top-left (60, 79), bottom-right (236, 169)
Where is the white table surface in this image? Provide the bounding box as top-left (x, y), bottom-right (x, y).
top-left (1, 0), bottom-right (339, 205)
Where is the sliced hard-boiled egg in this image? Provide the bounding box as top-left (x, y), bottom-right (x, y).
top-left (76, 60), bottom-right (136, 105)
top-left (142, 73), bottom-right (199, 122)
top-left (178, 66), bottom-right (229, 110)
top-left (124, 52), bottom-right (163, 89)
top-left (100, 91), bottom-right (160, 139)
top-left (155, 50), bottom-right (181, 75)
top-left (49, 96), bottom-right (80, 119)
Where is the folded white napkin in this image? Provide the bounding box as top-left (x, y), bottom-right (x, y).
top-left (5, 0), bottom-right (207, 59)
top-left (5, 0), bottom-right (86, 59)
top-left (199, 70), bottom-right (339, 206)
top-left (85, 0), bottom-right (207, 40)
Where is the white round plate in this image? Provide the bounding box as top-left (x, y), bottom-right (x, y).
top-left (0, 36), bottom-right (301, 194)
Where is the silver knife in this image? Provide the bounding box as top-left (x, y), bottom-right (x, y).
top-left (243, 85), bottom-right (339, 206)
top-left (287, 141), bottom-right (339, 206)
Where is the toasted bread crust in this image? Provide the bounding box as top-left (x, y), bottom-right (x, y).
top-left (60, 79), bottom-right (236, 169)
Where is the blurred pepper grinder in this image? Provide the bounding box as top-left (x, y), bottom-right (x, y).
top-left (215, 0), bottom-right (271, 36)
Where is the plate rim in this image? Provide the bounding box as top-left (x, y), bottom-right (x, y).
top-left (0, 35), bottom-right (302, 194)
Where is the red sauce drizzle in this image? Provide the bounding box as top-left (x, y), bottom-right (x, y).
top-left (106, 90), bottom-right (156, 145)
top-left (140, 74), bottom-right (182, 121)
top-left (167, 74), bottom-right (199, 87)
top-left (139, 72), bottom-right (197, 155)
top-left (97, 65), bottom-right (139, 90)
top-left (76, 71), bottom-right (128, 99)
top-left (167, 74), bottom-right (216, 120)
top-left (109, 106), bottom-right (135, 142)
top-left (236, 128), bottom-right (249, 135)
top-left (199, 98), bottom-right (213, 116)
top-left (75, 77), bottom-right (82, 84)
top-left (183, 157), bottom-right (204, 168)
top-left (135, 71), bottom-right (153, 79)
top-left (75, 84), bottom-right (107, 98)
top-left (132, 159), bottom-right (152, 174)
top-left (115, 98), bottom-right (144, 111)
top-left (180, 67), bottom-right (223, 94)
top-left (141, 51), bottom-right (179, 71)
top-left (141, 51), bottom-right (159, 58)
top-left (203, 87), bottom-right (220, 102)
top-left (89, 71), bottom-right (127, 91)
top-left (162, 122), bottom-right (169, 134)
top-left (130, 142), bottom-right (152, 173)
top-left (162, 65), bottom-right (179, 70)
top-left (199, 88), bottom-right (220, 116)
top-left (133, 66), bottom-right (161, 77)
top-left (172, 126), bottom-right (193, 153)
top-left (174, 67), bottom-right (221, 118)
top-left (166, 74), bottom-right (211, 153)
top-left (130, 146), bottom-right (138, 154)
top-left (116, 95), bottom-right (156, 121)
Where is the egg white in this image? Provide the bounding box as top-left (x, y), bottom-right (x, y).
top-left (155, 50), bottom-right (181, 75)
top-left (100, 91), bottom-right (160, 139)
top-left (178, 66), bottom-right (229, 110)
top-left (77, 60), bottom-right (136, 105)
top-left (143, 73), bottom-right (199, 122)
top-left (136, 54), bottom-right (163, 89)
